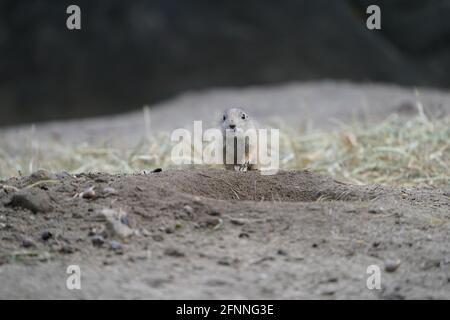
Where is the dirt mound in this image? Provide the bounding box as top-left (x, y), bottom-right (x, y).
top-left (0, 169), bottom-right (449, 299)
top-left (142, 169), bottom-right (386, 202)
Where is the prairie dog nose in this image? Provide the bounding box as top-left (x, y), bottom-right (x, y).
top-left (229, 124), bottom-right (236, 129)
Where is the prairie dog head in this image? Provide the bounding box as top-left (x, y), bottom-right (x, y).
top-left (220, 108), bottom-right (252, 133)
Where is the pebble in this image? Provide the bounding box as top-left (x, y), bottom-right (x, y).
top-left (372, 242), bottom-right (381, 248)
top-left (368, 206), bottom-right (385, 214)
top-left (9, 189), bottom-right (53, 213)
top-left (38, 252), bottom-right (51, 262)
top-left (102, 187), bottom-right (117, 196)
top-left (164, 247), bottom-right (185, 257)
top-left (120, 215), bottom-right (130, 226)
top-left (183, 205), bottom-right (194, 216)
top-left (29, 169), bottom-right (57, 183)
top-left (55, 171), bottom-right (73, 180)
top-left (384, 259), bottom-right (401, 272)
top-left (81, 187), bottom-right (96, 199)
top-left (164, 226), bottom-right (175, 234)
top-left (217, 258), bottom-right (233, 266)
top-left (22, 237), bottom-right (37, 248)
top-left (229, 217), bottom-right (246, 226)
top-left (109, 240), bottom-right (123, 251)
top-left (152, 234), bottom-right (164, 242)
top-left (41, 231), bottom-right (53, 241)
top-left (203, 217), bottom-right (221, 228)
top-left (91, 235), bottom-right (105, 247)
top-left (208, 210), bottom-right (221, 216)
top-left (59, 245), bottom-right (74, 254)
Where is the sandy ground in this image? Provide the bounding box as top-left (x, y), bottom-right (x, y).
top-left (0, 81), bottom-right (449, 299)
top-left (0, 169), bottom-right (449, 299)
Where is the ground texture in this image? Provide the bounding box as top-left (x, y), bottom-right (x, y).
top-left (0, 169), bottom-right (449, 299)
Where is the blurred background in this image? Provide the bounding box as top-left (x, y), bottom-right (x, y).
top-left (1, 0), bottom-right (450, 127)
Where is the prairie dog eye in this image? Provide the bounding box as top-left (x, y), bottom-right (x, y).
top-left (241, 113), bottom-right (247, 120)
top-left (222, 114), bottom-right (226, 121)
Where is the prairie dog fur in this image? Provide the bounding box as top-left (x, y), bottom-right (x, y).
top-left (220, 108), bottom-right (259, 171)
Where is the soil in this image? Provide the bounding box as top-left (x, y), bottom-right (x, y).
top-left (1, 169), bottom-right (449, 299)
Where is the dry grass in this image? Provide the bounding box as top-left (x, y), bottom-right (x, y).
top-left (281, 113), bottom-right (449, 187)
top-left (0, 111), bottom-right (449, 188)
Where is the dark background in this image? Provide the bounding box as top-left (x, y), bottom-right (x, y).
top-left (1, 0), bottom-right (449, 127)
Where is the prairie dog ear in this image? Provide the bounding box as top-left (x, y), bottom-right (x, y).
top-left (220, 110), bottom-right (227, 121)
top-left (218, 110), bottom-right (227, 126)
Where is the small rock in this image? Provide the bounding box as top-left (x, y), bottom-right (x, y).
top-left (183, 205), bottom-right (194, 216)
top-left (59, 245), bottom-right (74, 254)
top-left (120, 215), bottom-right (130, 226)
top-left (372, 242), bottom-right (381, 248)
top-left (9, 189), bottom-right (53, 213)
top-left (80, 187), bottom-right (96, 199)
top-left (38, 252), bottom-right (51, 262)
top-left (55, 171), bottom-right (73, 180)
top-left (217, 258), bottom-right (236, 266)
top-left (384, 259), bottom-right (401, 272)
top-left (152, 234), bottom-right (164, 242)
top-left (229, 217), bottom-right (246, 226)
top-left (102, 187), bottom-right (117, 196)
top-left (102, 260), bottom-right (114, 266)
top-left (208, 210), bottom-right (221, 217)
top-left (21, 237), bottom-right (37, 248)
top-left (72, 212), bottom-right (83, 219)
top-left (164, 247), bottom-right (185, 257)
top-left (164, 226), bottom-right (175, 234)
top-left (109, 240), bottom-right (123, 251)
top-left (41, 231), bottom-right (53, 241)
top-left (368, 205), bottom-right (385, 214)
top-left (204, 217), bottom-right (221, 228)
top-left (29, 169), bottom-right (57, 183)
top-left (91, 235), bottom-right (105, 247)
top-left (192, 196), bottom-right (202, 204)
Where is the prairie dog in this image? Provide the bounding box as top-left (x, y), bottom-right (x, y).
top-left (220, 108), bottom-right (259, 171)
